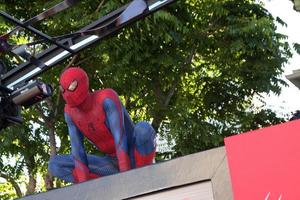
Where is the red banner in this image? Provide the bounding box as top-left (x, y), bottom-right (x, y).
top-left (225, 119), bottom-right (300, 200)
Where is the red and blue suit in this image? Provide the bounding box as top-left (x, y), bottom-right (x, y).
top-left (48, 67), bottom-right (156, 183)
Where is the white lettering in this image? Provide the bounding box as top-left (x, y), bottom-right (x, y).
top-left (265, 192), bottom-right (283, 200)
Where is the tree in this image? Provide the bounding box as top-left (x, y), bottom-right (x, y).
top-left (0, 120), bottom-right (48, 196)
top-left (0, 0), bottom-right (293, 197)
top-left (91, 0), bottom-right (291, 155)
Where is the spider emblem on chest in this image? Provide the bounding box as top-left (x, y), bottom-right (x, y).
top-left (88, 122), bottom-right (96, 133)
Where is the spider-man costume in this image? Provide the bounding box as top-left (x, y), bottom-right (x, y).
top-left (48, 67), bottom-right (156, 183)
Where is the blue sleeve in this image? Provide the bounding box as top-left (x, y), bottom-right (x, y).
top-left (64, 113), bottom-right (88, 167)
top-left (103, 99), bottom-right (128, 153)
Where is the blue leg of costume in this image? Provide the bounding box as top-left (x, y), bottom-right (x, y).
top-left (133, 121), bottom-right (156, 167)
top-left (48, 154), bottom-right (118, 183)
top-left (104, 99), bottom-right (156, 168)
top-left (49, 93), bottom-right (156, 183)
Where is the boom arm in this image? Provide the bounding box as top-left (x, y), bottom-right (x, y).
top-left (0, 0), bottom-right (177, 130)
top-left (1, 0), bottom-right (176, 89)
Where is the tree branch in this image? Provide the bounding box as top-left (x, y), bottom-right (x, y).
top-left (164, 48), bottom-right (197, 106)
top-left (152, 79), bottom-right (166, 105)
top-left (65, 54), bottom-right (79, 69)
top-left (35, 104), bottom-right (47, 119)
top-left (74, 54), bottom-right (96, 66)
top-left (45, 98), bottom-right (54, 114)
top-left (0, 172), bottom-right (23, 198)
top-left (35, 104), bottom-right (47, 120)
top-left (95, 0), bottom-right (105, 13)
top-left (28, 117), bottom-right (45, 126)
top-left (34, 104), bottom-right (52, 128)
top-left (54, 90), bottom-right (62, 118)
top-left (151, 47), bottom-right (197, 131)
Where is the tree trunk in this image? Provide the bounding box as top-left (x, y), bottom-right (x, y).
top-left (44, 173), bottom-right (54, 190)
top-left (36, 99), bottom-right (58, 190)
top-left (26, 174), bottom-right (36, 195)
top-left (25, 154), bottom-right (37, 195)
top-left (152, 115), bottom-right (163, 132)
top-left (151, 48), bottom-right (196, 132)
top-left (48, 126), bottom-right (57, 157)
top-left (45, 126), bottom-right (56, 190)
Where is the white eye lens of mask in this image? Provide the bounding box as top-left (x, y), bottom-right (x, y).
top-left (68, 80), bottom-right (78, 91)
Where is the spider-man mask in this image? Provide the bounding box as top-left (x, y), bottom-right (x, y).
top-left (59, 67), bottom-right (89, 107)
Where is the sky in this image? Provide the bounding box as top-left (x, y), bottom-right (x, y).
top-left (260, 0), bottom-right (300, 118)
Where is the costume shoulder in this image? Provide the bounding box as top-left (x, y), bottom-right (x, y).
top-left (98, 88), bottom-right (118, 96)
top-left (95, 88), bottom-right (120, 103)
top-left (64, 104), bottom-right (72, 115)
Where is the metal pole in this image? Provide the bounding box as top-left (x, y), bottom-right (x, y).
top-left (0, 11), bottom-right (75, 54)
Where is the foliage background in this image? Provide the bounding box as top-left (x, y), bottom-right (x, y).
top-left (0, 0), bottom-right (296, 198)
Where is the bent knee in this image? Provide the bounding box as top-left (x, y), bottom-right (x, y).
top-left (134, 122), bottom-right (156, 146)
top-left (48, 156), bottom-right (60, 176)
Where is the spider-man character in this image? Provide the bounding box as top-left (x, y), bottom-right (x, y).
top-left (48, 67), bottom-right (156, 183)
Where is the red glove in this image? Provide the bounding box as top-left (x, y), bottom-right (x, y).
top-left (72, 161), bottom-right (100, 183)
top-left (117, 150), bottom-right (131, 172)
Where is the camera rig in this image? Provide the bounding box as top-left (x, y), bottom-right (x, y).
top-left (0, 0), bottom-right (176, 130)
